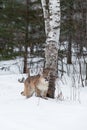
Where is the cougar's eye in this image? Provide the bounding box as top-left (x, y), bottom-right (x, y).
top-left (45, 77), bottom-right (48, 81)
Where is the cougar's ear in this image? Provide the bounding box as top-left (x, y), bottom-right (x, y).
top-left (27, 68), bottom-right (30, 77)
top-left (39, 68), bottom-right (43, 76)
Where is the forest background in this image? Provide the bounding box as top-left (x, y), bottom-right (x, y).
top-left (0, 0), bottom-right (87, 87)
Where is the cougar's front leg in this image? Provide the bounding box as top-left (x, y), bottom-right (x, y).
top-left (42, 91), bottom-right (48, 100)
top-left (35, 87), bottom-right (41, 97)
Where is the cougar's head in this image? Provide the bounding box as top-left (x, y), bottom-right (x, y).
top-left (39, 76), bottom-right (49, 85)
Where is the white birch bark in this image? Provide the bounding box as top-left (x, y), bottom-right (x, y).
top-left (41, 0), bottom-right (61, 98)
top-left (41, 0), bottom-right (60, 75)
top-left (46, 0), bottom-right (60, 46)
top-left (41, 0), bottom-right (60, 45)
top-left (41, 0), bottom-right (50, 36)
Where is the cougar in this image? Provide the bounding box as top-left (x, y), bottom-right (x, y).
top-left (21, 68), bottom-right (50, 99)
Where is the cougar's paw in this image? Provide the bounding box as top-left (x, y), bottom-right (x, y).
top-left (21, 91), bottom-right (25, 96)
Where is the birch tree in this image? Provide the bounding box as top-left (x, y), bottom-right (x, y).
top-left (41, 0), bottom-right (61, 98)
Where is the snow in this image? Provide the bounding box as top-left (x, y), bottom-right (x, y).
top-left (0, 61), bottom-right (87, 130)
top-left (0, 60), bottom-right (87, 130)
top-left (0, 0), bottom-right (87, 129)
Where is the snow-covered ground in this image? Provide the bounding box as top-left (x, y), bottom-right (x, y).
top-left (0, 60), bottom-right (87, 130)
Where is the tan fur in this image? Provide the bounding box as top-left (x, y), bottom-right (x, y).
top-left (35, 75), bottom-right (49, 99)
top-left (21, 75), bottom-right (40, 98)
top-left (21, 68), bottom-right (50, 99)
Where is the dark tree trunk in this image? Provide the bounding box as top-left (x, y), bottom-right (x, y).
top-left (67, 34), bottom-right (72, 64)
top-left (45, 43), bottom-right (58, 98)
top-left (23, 0), bottom-right (29, 73)
top-left (85, 63), bottom-right (87, 86)
top-left (23, 45), bottom-right (28, 73)
top-left (86, 63), bottom-right (87, 80)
